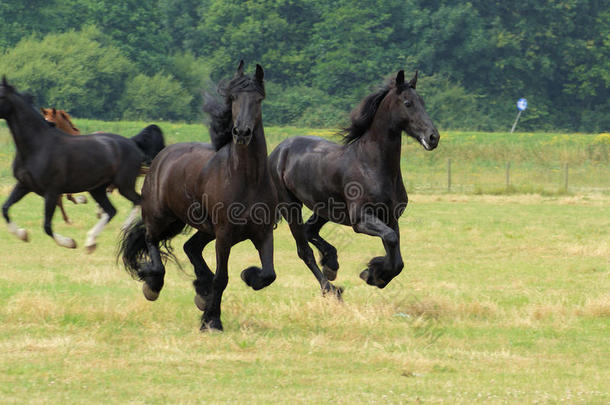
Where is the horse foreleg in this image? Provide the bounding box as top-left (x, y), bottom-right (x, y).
top-left (44, 193), bottom-right (76, 248)
top-left (2, 183), bottom-right (30, 242)
top-left (352, 213), bottom-right (403, 288)
top-left (201, 233), bottom-right (231, 331)
top-left (241, 230), bottom-right (277, 291)
top-left (57, 196), bottom-right (72, 224)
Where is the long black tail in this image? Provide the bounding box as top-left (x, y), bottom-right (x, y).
top-left (131, 124), bottom-right (166, 165)
top-left (118, 218), bottom-right (184, 279)
top-left (118, 219), bottom-right (148, 279)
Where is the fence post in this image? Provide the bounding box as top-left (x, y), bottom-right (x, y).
top-left (564, 163), bottom-right (569, 192)
top-left (506, 161), bottom-right (511, 191)
top-left (447, 159), bottom-right (451, 192)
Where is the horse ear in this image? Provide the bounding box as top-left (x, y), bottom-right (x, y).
top-left (396, 70), bottom-right (405, 87)
top-left (255, 64), bottom-right (264, 83)
top-left (236, 60), bottom-right (245, 77)
top-left (52, 108), bottom-right (57, 115)
top-left (409, 70), bottom-right (418, 89)
top-left (2, 75), bottom-right (8, 88)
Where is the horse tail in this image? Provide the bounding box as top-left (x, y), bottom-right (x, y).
top-left (131, 124), bottom-right (166, 165)
top-left (118, 219), bottom-right (148, 279)
top-left (118, 218), bottom-right (184, 279)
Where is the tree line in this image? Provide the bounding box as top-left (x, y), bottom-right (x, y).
top-left (0, 0), bottom-right (607, 131)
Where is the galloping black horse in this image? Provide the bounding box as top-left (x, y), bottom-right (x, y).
top-left (269, 70), bottom-right (439, 296)
top-left (0, 77), bottom-right (165, 252)
top-left (119, 61), bottom-right (278, 331)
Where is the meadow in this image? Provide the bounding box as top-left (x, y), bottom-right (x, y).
top-left (0, 121), bottom-right (608, 403)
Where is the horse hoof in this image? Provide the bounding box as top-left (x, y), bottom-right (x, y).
top-left (16, 229), bottom-right (29, 242)
top-left (75, 196), bottom-right (88, 204)
top-left (323, 285), bottom-right (344, 301)
top-left (200, 318), bottom-right (223, 332)
top-left (56, 237), bottom-right (77, 249)
top-left (142, 283), bottom-right (160, 301)
top-left (322, 265), bottom-right (338, 281)
top-left (194, 294), bottom-right (206, 311)
top-left (359, 269), bottom-right (370, 283)
top-left (85, 244), bottom-right (97, 254)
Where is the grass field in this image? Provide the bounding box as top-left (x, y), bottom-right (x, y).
top-left (0, 120), bottom-right (608, 402)
top-left (0, 191), bottom-right (608, 403)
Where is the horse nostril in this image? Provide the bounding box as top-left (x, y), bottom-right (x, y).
top-left (430, 131), bottom-right (439, 143)
top-left (232, 127), bottom-right (239, 136)
top-left (244, 128), bottom-right (252, 137)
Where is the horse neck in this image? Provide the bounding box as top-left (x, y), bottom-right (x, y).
top-left (56, 119), bottom-right (79, 135)
top-left (228, 124), bottom-right (268, 183)
top-left (353, 99), bottom-right (403, 176)
top-left (6, 102), bottom-right (53, 156)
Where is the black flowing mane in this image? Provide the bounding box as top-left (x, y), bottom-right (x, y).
top-left (340, 81), bottom-right (394, 145)
top-left (203, 74), bottom-right (266, 151)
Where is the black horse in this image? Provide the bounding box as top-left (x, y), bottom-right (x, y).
top-left (269, 70), bottom-right (439, 296)
top-left (119, 61), bottom-right (278, 331)
top-left (0, 77), bottom-right (165, 252)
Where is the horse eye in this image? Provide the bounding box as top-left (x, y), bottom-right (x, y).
top-left (404, 100), bottom-right (412, 108)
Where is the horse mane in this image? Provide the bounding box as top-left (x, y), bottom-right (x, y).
top-left (202, 74), bottom-right (265, 151)
top-left (2, 83), bottom-right (51, 128)
top-left (339, 80), bottom-right (394, 145)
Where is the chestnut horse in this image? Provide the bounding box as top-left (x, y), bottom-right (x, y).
top-left (269, 70), bottom-right (439, 296)
top-left (119, 61), bottom-right (278, 331)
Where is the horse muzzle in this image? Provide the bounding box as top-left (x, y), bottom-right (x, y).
top-left (232, 127), bottom-right (253, 146)
top-left (419, 130), bottom-right (439, 151)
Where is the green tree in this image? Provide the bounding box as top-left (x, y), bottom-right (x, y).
top-left (0, 27), bottom-right (133, 119)
top-left (121, 73), bottom-right (193, 121)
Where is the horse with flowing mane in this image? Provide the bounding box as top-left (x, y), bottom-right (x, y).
top-left (0, 77), bottom-right (165, 252)
top-left (268, 70), bottom-right (439, 296)
top-left (119, 61), bottom-right (278, 331)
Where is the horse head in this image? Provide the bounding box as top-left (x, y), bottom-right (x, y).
top-left (391, 70), bottom-right (439, 150)
top-left (229, 61), bottom-right (265, 146)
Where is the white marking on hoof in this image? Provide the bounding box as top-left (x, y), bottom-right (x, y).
top-left (8, 222), bottom-right (29, 242)
top-left (85, 213), bottom-right (109, 250)
top-left (53, 233), bottom-right (77, 249)
top-left (121, 206), bottom-right (140, 231)
top-left (142, 283), bottom-right (159, 301)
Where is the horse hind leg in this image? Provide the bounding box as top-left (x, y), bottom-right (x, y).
top-left (116, 182), bottom-right (142, 230)
top-left (3, 183), bottom-right (30, 242)
top-left (305, 214), bottom-right (339, 281)
top-left (85, 186), bottom-right (117, 253)
top-left (286, 206), bottom-right (342, 299)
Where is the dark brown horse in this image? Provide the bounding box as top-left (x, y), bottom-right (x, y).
top-left (119, 61), bottom-right (278, 331)
top-left (0, 77), bottom-right (165, 252)
top-left (40, 107), bottom-right (88, 224)
top-left (268, 70), bottom-right (439, 296)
